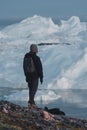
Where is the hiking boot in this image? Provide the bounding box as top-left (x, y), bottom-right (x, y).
top-left (28, 103), bottom-right (32, 109)
top-left (31, 104), bottom-right (38, 109)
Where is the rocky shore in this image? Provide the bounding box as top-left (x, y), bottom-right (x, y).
top-left (0, 100), bottom-right (87, 130)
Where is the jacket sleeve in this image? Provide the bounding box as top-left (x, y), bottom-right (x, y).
top-left (23, 55), bottom-right (27, 76)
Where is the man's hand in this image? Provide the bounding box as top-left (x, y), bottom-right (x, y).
top-left (40, 78), bottom-right (43, 84)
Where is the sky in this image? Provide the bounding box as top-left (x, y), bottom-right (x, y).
top-left (0, 0), bottom-right (87, 19)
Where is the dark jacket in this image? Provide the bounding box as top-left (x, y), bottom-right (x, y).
top-left (23, 51), bottom-right (43, 82)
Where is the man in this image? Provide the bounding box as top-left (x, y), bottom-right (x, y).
top-left (23, 44), bottom-right (43, 108)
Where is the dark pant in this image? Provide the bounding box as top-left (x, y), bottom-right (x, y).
top-left (28, 78), bottom-right (38, 105)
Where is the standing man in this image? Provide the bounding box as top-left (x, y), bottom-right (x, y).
top-left (23, 44), bottom-right (43, 108)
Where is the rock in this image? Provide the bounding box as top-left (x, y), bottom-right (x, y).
top-left (0, 100), bottom-right (87, 130)
top-left (38, 42), bottom-right (70, 46)
top-left (44, 106), bottom-right (65, 115)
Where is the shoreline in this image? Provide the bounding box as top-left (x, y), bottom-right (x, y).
top-left (0, 87), bottom-right (87, 120)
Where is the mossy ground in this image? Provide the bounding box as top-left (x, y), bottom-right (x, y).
top-left (0, 111), bottom-right (85, 130)
top-left (0, 100), bottom-right (87, 130)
